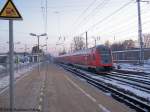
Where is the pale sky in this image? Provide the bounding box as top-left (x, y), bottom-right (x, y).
top-left (0, 0), bottom-right (150, 55)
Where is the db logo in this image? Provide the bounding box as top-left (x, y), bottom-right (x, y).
top-left (6, 8), bottom-right (15, 16)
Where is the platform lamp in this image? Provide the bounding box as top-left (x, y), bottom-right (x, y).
top-left (30, 33), bottom-right (47, 73)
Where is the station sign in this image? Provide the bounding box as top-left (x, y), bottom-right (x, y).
top-left (0, 0), bottom-right (22, 20)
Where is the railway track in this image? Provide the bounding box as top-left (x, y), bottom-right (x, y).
top-left (107, 73), bottom-right (150, 85)
top-left (108, 72), bottom-right (150, 83)
top-left (60, 64), bottom-right (150, 112)
top-left (113, 70), bottom-right (150, 78)
top-left (103, 74), bottom-right (150, 93)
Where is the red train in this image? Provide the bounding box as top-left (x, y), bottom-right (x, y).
top-left (55, 45), bottom-right (113, 72)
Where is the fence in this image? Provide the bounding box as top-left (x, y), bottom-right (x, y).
top-left (112, 48), bottom-right (150, 63)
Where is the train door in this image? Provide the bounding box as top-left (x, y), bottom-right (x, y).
top-left (91, 48), bottom-right (97, 66)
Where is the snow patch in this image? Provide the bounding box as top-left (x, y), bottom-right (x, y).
top-left (0, 63), bottom-right (38, 92)
top-left (115, 63), bottom-right (150, 73)
top-left (92, 76), bottom-right (150, 102)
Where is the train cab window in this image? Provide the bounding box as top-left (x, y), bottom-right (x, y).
top-left (97, 46), bottom-right (111, 55)
top-left (96, 46), bottom-right (112, 64)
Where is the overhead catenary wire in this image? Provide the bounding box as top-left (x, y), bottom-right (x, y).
top-left (93, 4), bottom-right (150, 39)
top-left (73, 0), bottom-right (149, 39)
top-left (73, 0), bottom-right (110, 34)
top-left (41, 0), bottom-right (48, 52)
top-left (41, 0), bottom-right (46, 33)
top-left (85, 0), bottom-right (134, 33)
top-left (45, 0), bottom-right (48, 36)
top-left (95, 10), bottom-right (150, 34)
top-left (72, 0), bottom-right (97, 25)
top-left (104, 15), bottom-right (150, 37)
top-left (73, 0), bottom-right (134, 38)
top-left (70, 0), bottom-right (97, 34)
top-left (0, 29), bottom-right (29, 35)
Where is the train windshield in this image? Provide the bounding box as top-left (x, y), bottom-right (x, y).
top-left (97, 46), bottom-right (112, 64)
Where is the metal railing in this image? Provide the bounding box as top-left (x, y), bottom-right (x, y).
top-left (112, 48), bottom-right (150, 64)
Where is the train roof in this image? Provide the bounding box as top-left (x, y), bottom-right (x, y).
top-left (57, 45), bottom-right (109, 57)
top-left (95, 45), bottom-right (109, 49)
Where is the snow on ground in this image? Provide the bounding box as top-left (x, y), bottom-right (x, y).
top-left (114, 62), bottom-right (150, 73)
top-left (0, 65), bottom-right (5, 72)
top-left (0, 63), bottom-right (38, 91)
top-left (76, 64), bottom-right (150, 102)
top-left (91, 75), bottom-right (150, 103)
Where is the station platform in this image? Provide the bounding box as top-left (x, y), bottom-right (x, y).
top-left (0, 63), bottom-right (134, 112)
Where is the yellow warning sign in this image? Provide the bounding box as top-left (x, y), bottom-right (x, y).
top-left (0, 0), bottom-right (22, 20)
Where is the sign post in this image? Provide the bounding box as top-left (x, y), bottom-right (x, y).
top-left (0, 0), bottom-right (22, 112)
top-left (9, 19), bottom-right (14, 112)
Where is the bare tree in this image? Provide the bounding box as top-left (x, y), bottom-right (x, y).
top-left (111, 39), bottom-right (135, 51)
top-left (111, 42), bottom-right (124, 51)
top-left (71, 36), bottom-right (85, 51)
top-left (104, 40), bottom-right (111, 47)
top-left (143, 34), bottom-right (150, 48)
top-left (122, 39), bottom-right (135, 49)
top-left (70, 43), bottom-right (74, 52)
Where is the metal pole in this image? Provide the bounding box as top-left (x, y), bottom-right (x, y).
top-left (45, 0), bottom-right (48, 66)
top-left (9, 20), bottom-right (14, 112)
top-left (86, 32), bottom-right (88, 49)
top-left (24, 44), bottom-right (27, 67)
top-left (45, 0), bottom-right (48, 33)
top-left (137, 0), bottom-right (144, 64)
top-left (95, 39), bottom-right (96, 47)
top-left (25, 44), bottom-right (27, 53)
top-left (38, 36), bottom-right (40, 52)
top-left (37, 36), bottom-right (40, 73)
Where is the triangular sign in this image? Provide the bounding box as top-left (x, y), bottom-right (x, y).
top-left (0, 0), bottom-right (22, 20)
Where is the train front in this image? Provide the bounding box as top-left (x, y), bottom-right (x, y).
top-left (96, 45), bottom-right (113, 72)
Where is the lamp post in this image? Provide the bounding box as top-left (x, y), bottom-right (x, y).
top-left (30, 33), bottom-right (47, 52)
top-left (56, 43), bottom-right (65, 55)
top-left (30, 33), bottom-right (47, 73)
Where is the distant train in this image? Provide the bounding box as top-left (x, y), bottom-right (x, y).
top-left (55, 45), bottom-right (113, 72)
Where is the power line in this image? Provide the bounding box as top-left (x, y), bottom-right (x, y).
top-left (73, 0), bottom-right (110, 33)
top-left (97, 9), bottom-right (150, 31)
top-left (47, 5), bottom-right (87, 9)
top-left (86, 0), bottom-right (134, 32)
top-left (0, 29), bottom-right (29, 35)
top-left (45, 0), bottom-right (48, 34)
top-left (41, 0), bottom-right (48, 52)
top-left (72, 0), bottom-right (148, 36)
top-left (70, 0), bottom-right (97, 33)
top-left (112, 14), bottom-right (150, 34)
top-left (93, 6), bottom-right (150, 37)
top-left (74, 0), bottom-right (97, 24)
top-left (73, 0), bottom-right (133, 38)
